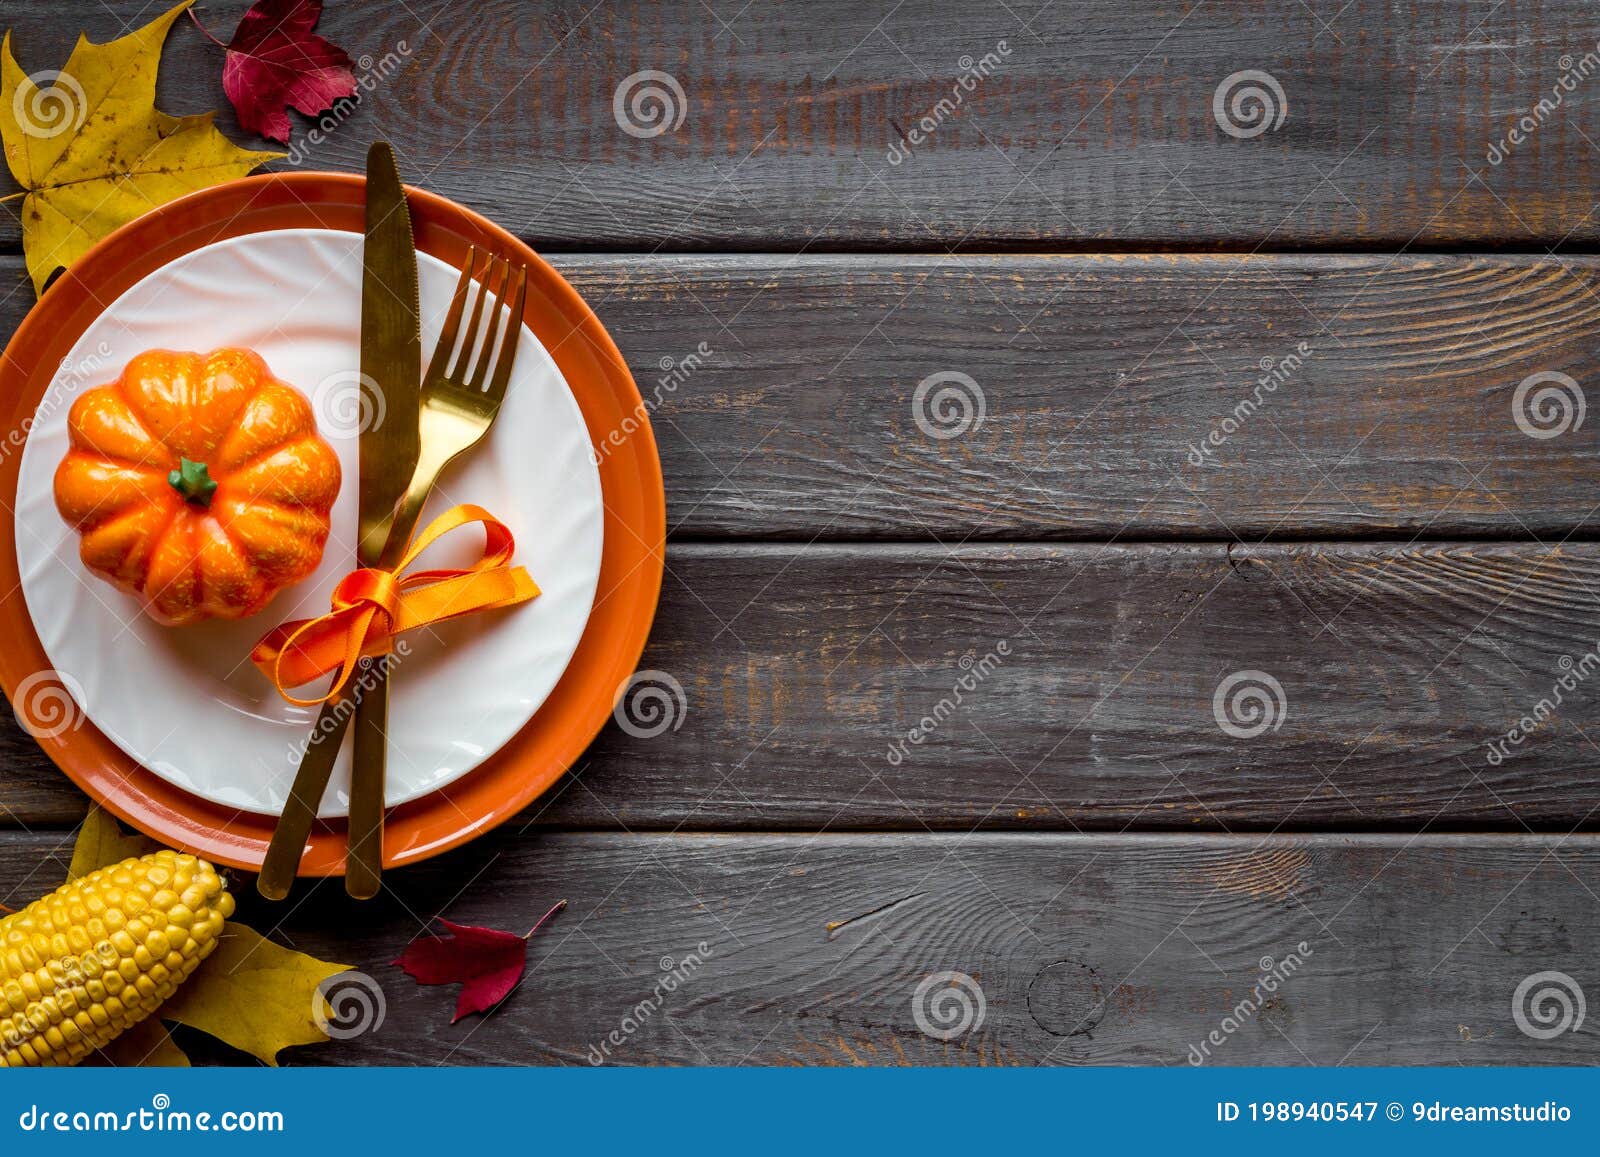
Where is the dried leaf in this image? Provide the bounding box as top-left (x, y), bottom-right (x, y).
top-left (395, 902), bottom-right (566, 1023)
top-left (57, 807), bottom-right (351, 1067)
top-left (0, 1), bottom-right (281, 294)
top-left (66, 805), bottom-right (162, 880)
top-left (96, 1019), bottom-right (191, 1067)
top-left (196, 0), bottom-right (356, 143)
top-left (160, 924), bottom-right (350, 1065)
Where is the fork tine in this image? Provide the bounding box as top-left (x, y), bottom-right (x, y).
top-left (453, 254), bottom-right (502, 382)
top-left (429, 246), bottom-right (478, 376)
top-left (464, 257), bottom-right (511, 389)
top-left (482, 265), bottom-right (527, 405)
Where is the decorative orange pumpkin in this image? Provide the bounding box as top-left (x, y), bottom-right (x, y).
top-left (53, 348), bottom-right (342, 626)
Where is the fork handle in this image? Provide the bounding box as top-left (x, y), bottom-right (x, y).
top-left (345, 659), bottom-right (388, 899)
top-left (257, 695), bottom-right (354, 900)
top-left (261, 451), bottom-right (445, 899)
top-left (342, 443), bottom-right (463, 897)
top-left (358, 440), bottom-right (460, 566)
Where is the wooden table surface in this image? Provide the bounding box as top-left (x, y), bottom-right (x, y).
top-left (3, 0), bottom-right (1599, 1065)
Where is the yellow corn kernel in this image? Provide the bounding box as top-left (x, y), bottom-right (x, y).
top-left (0, 850), bottom-right (232, 1067)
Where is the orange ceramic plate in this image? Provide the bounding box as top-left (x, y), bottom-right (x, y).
top-left (0, 174), bottom-right (664, 874)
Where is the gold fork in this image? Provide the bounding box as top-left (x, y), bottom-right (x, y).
top-left (345, 247), bottom-right (530, 898)
top-left (260, 247), bottom-right (528, 901)
top-left (357, 249), bottom-right (528, 564)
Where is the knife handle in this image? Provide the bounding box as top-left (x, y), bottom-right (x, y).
top-left (345, 658), bottom-right (389, 899)
top-left (257, 693), bottom-right (355, 900)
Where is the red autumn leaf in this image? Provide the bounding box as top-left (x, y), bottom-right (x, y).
top-left (394, 901), bottom-right (566, 1023)
top-left (192, 0), bottom-right (357, 143)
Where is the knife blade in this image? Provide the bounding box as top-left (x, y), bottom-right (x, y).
top-left (356, 142), bottom-right (423, 566)
top-left (346, 141), bottom-right (423, 899)
top-left (256, 142), bottom-right (421, 902)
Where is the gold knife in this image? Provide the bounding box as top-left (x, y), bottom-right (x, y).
top-left (257, 142), bottom-right (422, 900)
top-left (345, 142), bottom-right (424, 899)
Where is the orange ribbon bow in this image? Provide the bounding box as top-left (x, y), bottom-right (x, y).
top-left (252, 503), bottom-right (540, 706)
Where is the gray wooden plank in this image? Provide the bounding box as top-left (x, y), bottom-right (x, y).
top-left (4, 541), bottom-right (1597, 829)
top-left (554, 251), bottom-right (1600, 539)
top-left (6, 252), bottom-right (1599, 540)
top-left (4, 829), bottom-right (1594, 1066)
top-left (2, 1), bottom-right (1598, 249)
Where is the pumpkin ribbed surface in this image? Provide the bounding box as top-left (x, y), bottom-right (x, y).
top-left (54, 348), bottom-right (341, 625)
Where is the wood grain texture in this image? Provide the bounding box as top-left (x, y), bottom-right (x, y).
top-left (3, 829), bottom-right (1592, 1066)
top-left (5, 541), bottom-right (1597, 830)
top-left (6, 0), bottom-right (1599, 1076)
top-left (3, 1), bottom-right (1599, 249)
top-left (6, 252), bottom-right (1599, 540)
top-left (558, 251), bottom-right (1600, 539)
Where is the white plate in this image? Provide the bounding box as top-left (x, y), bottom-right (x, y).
top-left (14, 229), bottom-right (603, 818)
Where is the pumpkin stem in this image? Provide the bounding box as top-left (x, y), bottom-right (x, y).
top-left (168, 458), bottom-right (218, 508)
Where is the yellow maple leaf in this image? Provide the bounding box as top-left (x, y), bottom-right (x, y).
top-left (160, 926), bottom-right (351, 1066)
top-left (96, 1018), bottom-right (191, 1068)
top-left (69, 806), bottom-right (353, 1066)
top-left (0, 0), bottom-right (282, 294)
top-left (66, 805), bottom-right (161, 881)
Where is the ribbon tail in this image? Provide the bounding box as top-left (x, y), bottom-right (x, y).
top-left (250, 504), bottom-right (541, 706)
top-left (389, 566), bottom-right (540, 635)
top-left (252, 607), bottom-right (389, 704)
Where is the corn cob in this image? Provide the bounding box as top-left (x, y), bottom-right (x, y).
top-left (0, 850), bottom-right (233, 1067)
